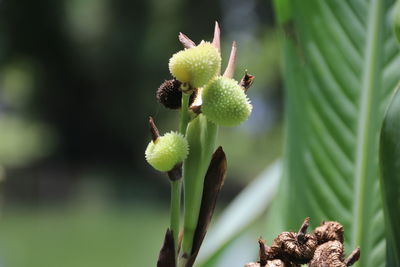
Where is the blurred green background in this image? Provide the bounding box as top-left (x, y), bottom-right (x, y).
top-left (0, 0), bottom-right (282, 266)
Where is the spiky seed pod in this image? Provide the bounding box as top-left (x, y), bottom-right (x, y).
top-left (169, 42), bottom-right (221, 88)
top-left (313, 221), bottom-right (344, 244)
top-left (268, 232), bottom-right (318, 264)
top-left (202, 76), bottom-right (252, 126)
top-left (145, 132), bottom-right (189, 172)
top-left (309, 241), bottom-right (345, 267)
top-left (394, 0), bottom-right (400, 44)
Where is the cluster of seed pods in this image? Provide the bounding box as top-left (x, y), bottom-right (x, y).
top-left (245, 218), bottom-right (360, 267)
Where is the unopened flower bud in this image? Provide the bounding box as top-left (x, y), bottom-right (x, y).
top-left (145, 132), bottom-right (189, 172)
top-left (202, 76), bottom-right (252, 126)
top-left (169, 42), bottom-right (221, 88)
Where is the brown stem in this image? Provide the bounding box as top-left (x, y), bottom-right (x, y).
top-left (297, 217), bottom-right (310, 244)
top-left (258, 238), bottom-right (268, 266)
top-left (344, 248), bottom-right (360, 266)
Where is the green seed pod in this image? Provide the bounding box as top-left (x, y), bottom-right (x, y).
top-left (145, 132), bottom-right (189, 172)
top-left (202, 76), bottom-right (252, 126)
top-left (169, 42), bottom-right (221, 88)
top-left (394, 1), bottom-right (400, 44)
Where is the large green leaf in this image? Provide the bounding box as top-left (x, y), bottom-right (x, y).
top-left (275, 1), bottom-right (400, 266)
top-left (380, 85), bottom-right (400, 266)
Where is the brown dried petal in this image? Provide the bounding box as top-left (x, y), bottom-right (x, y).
top-left (313, 221), bottom-right (344, 244)
top-left (157, 229), bottom-right (176, 267)
top-left (309, 241), bottom-right (345, 267)
top-left (269, 232), bottom-right (317, 264)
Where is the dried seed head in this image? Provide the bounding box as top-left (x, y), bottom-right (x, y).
top-left (313, 221), bottom-right (344, 244)
top-left (156, 79), bottom-right (195, 109)
top-left (169, 42), bottom-right (221, 88)
top-left (202, 76), bottom-right (252, 126)
top-left (145, 132), bottom-right (189, 172)
top-left (269, 231), bottom-right (317, 264)
top-left (156, 79), bottom-right (182, 109)
top-left (309, 240), bottom-right (345, 267)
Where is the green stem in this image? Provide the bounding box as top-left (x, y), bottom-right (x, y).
top-left (170, 179), bottom-right (181, 257)
top-left (179, 115), bottom-right (218, 266)
top-left (179, 93), bottom-right (191, 135)
top-left (170, 92), bottom-right (190, 261)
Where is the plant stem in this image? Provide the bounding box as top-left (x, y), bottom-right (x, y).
top-left (170, 92), bottom-right (191, 260)
top-left (170, 179), bottom-right (181, 256)
top-left (179, 93), bottom-right (191, 135)
top-left (179, 115), bottom-right (218, 266)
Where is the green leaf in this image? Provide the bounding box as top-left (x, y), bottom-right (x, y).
top-left (181, 114), bottom-right (218, 258)
top-left (380, 85), bottom-right (400, 266)
top-left (278, 1), bottom-right (400, 266)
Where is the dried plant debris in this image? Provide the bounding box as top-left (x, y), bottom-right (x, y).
top-left (245, 259), bottom-right (288, 267)
top-left (245, 218), bottom-right (360, 267)
top-left (268, 218), bottom-right (317, 264)
top-left (157, 228), bottom-right (176, 267)
top-left (313, 221), bottom-right (344, 244)
top-left (309, 241), bottom-right (360, 267)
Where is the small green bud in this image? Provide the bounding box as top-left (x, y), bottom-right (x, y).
top-left (394, 1), bottom-right (400, 44)
top-left (145, 132), bottom-right (189, 172)
top-left (202, 76), bottom-right (252, 126)
top-left (169, 42), bottom-right (221, 88)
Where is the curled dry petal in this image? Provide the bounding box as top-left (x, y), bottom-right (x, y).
top-left (149, 116), bottom-right (160, 142)
top-left (223, 41), bottom-right (237, 78)
top-left (239, 72), bottom-right (255, 92)
top-left (212, 21), bottom-right (221, 53)
top-left (179, 32), bottom-right (196, 49)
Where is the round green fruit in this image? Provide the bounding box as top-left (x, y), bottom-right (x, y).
top-left (202, 76), bottom-right (252, 126)
top-left (145, 132), bottom-right (189, 172)
top-left (169, 42), bottom-right (221, 88)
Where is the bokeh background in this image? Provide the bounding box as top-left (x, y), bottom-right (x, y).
top-left (0, 0), bottom-right (283, 266)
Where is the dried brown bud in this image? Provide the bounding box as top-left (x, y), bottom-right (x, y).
top-left (239, 72), bottom-right (255, 92)
top-left (269, 231), bottom-right (317, 264)
top-left (309, 241), bottom-right (345, 267)
top-left (157, 79), bottom-right (183, 109)
top-left (156, 79), bottom-right (195, 109)
top-left (313, 221), bottom-right (344, 244)
top-left (249, 219), bottom-right (359, 267)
